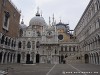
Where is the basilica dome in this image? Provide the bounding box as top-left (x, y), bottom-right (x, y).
top-left (20, 19), bottom-right (27, 29)
top-left (29, 11), bottom-right (47, 26)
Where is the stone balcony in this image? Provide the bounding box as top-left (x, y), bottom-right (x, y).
top-left (0, 44), bottom-right (16, 50)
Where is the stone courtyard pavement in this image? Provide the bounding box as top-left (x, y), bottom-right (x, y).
top-left (0, 64), bottom-right (100, 75)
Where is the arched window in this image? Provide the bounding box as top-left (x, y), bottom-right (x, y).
top-left (14, 41), bottom-right (16, 47)
top-left (69, 46), bottom-right (71, 52)
top-left (18, 41), bottom-right (22, 48)
top-left (61, 46), bottom-right (63, 51)
top-left (27, 41), bottom-right (31, 48)
top-left (65, 46), bottom-right (67, 52)
top-left (55, 49), bottom-right (57, 54)
top-left (37, 31), bottom-right (41, 36)
top-left (73, 46), bottom-right (76, 51)
top-left (36, 41), bottom-right (40, 48)
top-left (8, 38), bottom-right (11, 46)
top-left (1, 35), bottom-right (5, 44)
top-left (11, 40), bottom-right (13, 47)
top-left (5, 37), bottom-right (8, 45)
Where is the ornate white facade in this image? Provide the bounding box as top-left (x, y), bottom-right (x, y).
top-left (17, 10), bottom-right (78, 64)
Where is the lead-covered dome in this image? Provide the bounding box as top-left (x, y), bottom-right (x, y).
top-left (29, 11), bottom-right (47, 26)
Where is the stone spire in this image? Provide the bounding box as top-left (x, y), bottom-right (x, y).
top-left (49, 16), bottom-right (51, 26)
top-left (52, 14), bottom-right (55, 25)
top-left (36, 7), bottom-right (40, 16)
top-left (21, 19), bottom-right (24, 24)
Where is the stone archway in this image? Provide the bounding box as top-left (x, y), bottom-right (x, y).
top-left (17, 54), bottom-right (21, 63)
top-left (36, 54), bottom-right (40, 63)
top-left (61, 55), bottom-right (64, 63)
top-left (0, 52), bottom-right (3, 63)
top-left (84, 54), bottom-right (89, 64)
top-left (26, 54), bottom-right (30, 64)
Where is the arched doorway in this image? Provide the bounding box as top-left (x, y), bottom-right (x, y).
top-left (17, 54), bottom-right (21, 63)
top-left (85, 54), bottom-right (89, 64)
top-left (61, 55), bottom-right (64, 63)
top-left (36, 54), bottom-right (40, 63)
top-left (26, 54), bottom-right (30, 64)
top-left (0, 52), bottom-right (2, 63)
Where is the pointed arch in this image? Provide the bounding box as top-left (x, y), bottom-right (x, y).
top-left (84, 54), bottom-right (89, 64)
top-left (1, 35), bottom-right (5, 44)
top-left (5, 37), bottom-right (8, 45)
top-left (18, 41), bottom-right (22, 48)
top-left (27, 41), bottom-right (31, 48)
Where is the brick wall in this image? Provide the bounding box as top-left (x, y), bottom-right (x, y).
top-left (0, 0), bottom-right (20, 38)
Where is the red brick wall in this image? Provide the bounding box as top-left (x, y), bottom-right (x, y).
top-left (0, 0), bottom-right (20, 38)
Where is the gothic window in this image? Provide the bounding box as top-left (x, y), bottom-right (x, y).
top-left (65, 46), bottom-right (67, 52)
top-left (96, 0), bottom-right (100, 10)
top-left (55, 49), bottom-right (57, 54)
top-left (61, 46), bottom-right (63, 51)
top-left (36, 41), bottom-right (40, 48)
top-left (18, 41), bottom-right (22, 48)
top-left (98, 18), bottom-right (100, 27)
top-left (11, 40), bottom-right (13, 47)
top-left (5, 37), bottom-right (8, 45)
top-left (14, 41), bottom-right (16, 47)
top-left (8, 38), bottom-right (11, 46)
top-left (73, 46), bottom-right (76, 51)
top-left (69, 46), bottom-right (71, 52)
top-left (27, 41), bottom-right (31, 48)
top-left (1, 35), bottom-right (5, 44)
top-left (37, 31), bottom-right (41, 36)
top-left (3, 11), bottom-right (10, 30)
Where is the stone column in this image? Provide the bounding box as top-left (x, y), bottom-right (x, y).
top-left (12, 54), bottom-right (14, 63)
top-left (1, 52), bottom-right (4, 64)
top-left (34, 54), bottom-right (36, 63)
top-left (9, 54), bottom-right (11, 63)
top-left (67, 46), bottom-right (69, 52)
top-left (95, 56), bottom-right (98, 65)
top-left (15, 53), bottom-right (17, 63)
top-left (91, 56), bottom-right (93, 64)
top-left (93, 56), bottom-right (95, 64)
top-left (71, 46), bottom-right (73, 52)
top-left (24, 53), bottom-right (26, 63)
top-left (75, 46), bottom-right (77, 51)
top-left (99, 55), bottom-right (100, 65)
top-left (5, 53), bottom-right (8, 64)
top-left (89, 56), bottom-right (91, 64)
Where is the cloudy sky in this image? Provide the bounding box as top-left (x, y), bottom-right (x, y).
top-left (12, 0), bottom-right (90, 30)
